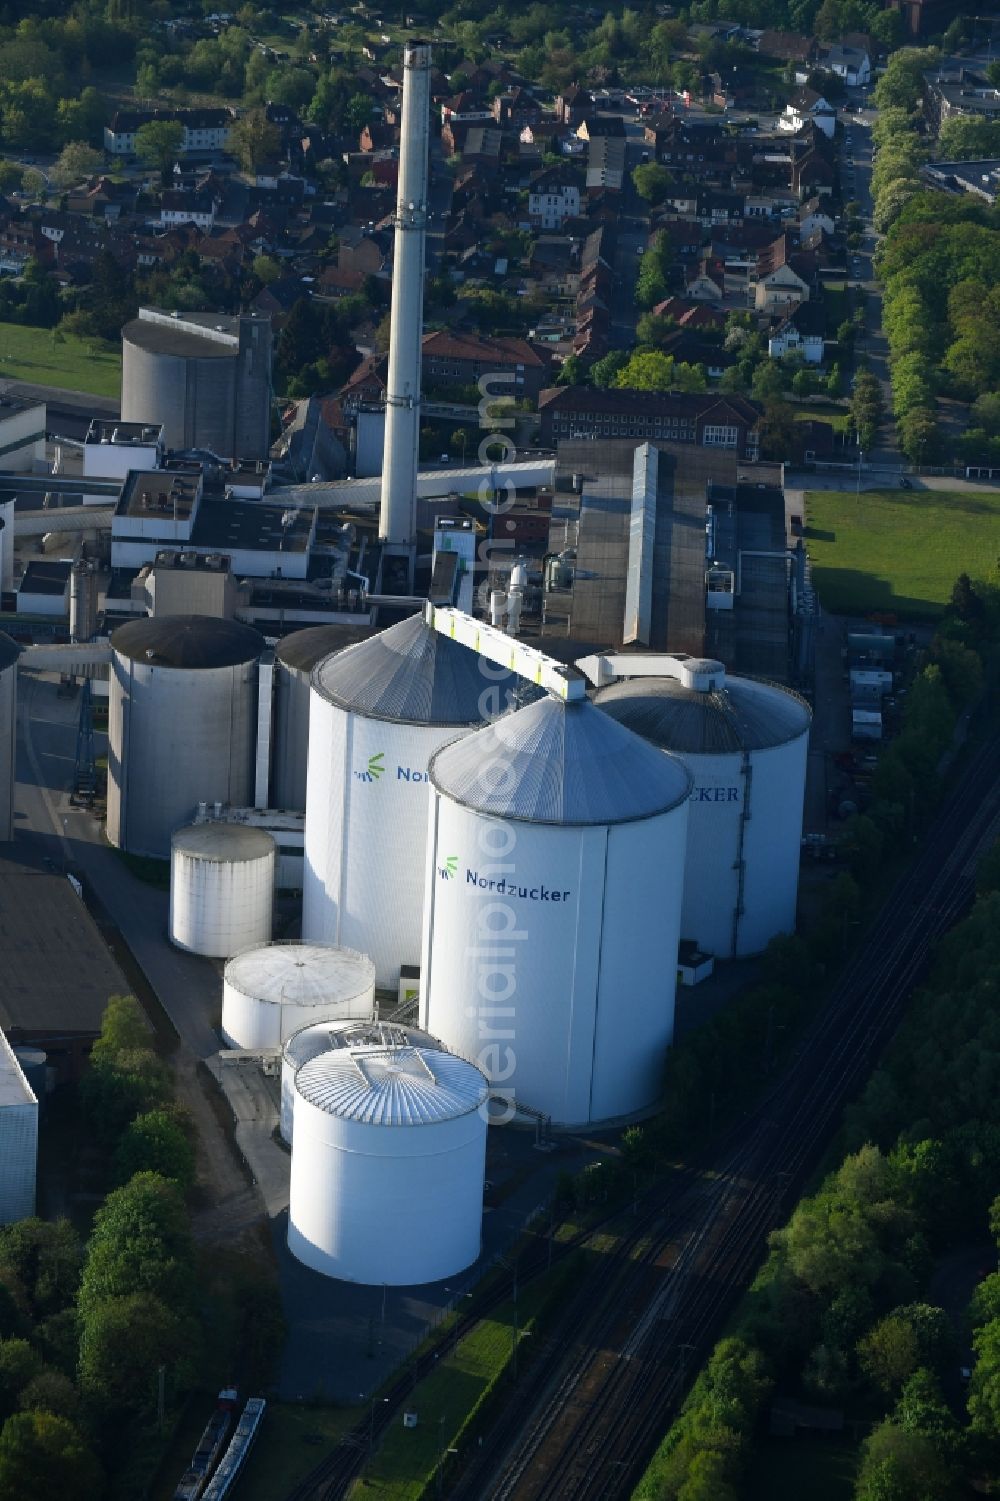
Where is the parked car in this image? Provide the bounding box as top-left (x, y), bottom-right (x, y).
top-left (899, 477), bottom-right (912, 488)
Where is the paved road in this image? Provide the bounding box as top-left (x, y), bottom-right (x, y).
top-left (14, 672), bottom-right (222, 1058)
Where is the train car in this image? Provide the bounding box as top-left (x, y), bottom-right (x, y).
top-left (202, 1398), bottom-right (267, 1501)
top-left (173, 1388), bottom-right (239, 1501)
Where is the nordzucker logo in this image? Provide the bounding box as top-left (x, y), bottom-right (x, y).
top-left (439, 863), bottom-right (572, 903)
top-left (354, 751), bottom-right (385, 783)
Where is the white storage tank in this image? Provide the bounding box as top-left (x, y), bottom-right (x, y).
top-left (280, 1017), bottom-right (441, 1144)
top-left (0, 1030), bottom-right (37, 1224)
top-left (271, 626), bottom-right (374, 812)
top-left (420, 695), bottom-right (692, 1129)
top-left (221, 941), bottom-right (375, 1051)
top-left (302, 612), bottom-right (533, 988)
top-left (595, 661), bottom-right (811, 958)
top-left (0, 632), bottom-right (19, 844)
top-left (108, 615), bottom-right (265, 859)
top-left (169, 823), bottom-right (275, 959)
top-left (287, 1042), bottom-right (488, 1285)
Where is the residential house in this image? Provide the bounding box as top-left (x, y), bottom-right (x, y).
top-left (538, 386), bottom-right (762, 458)
top-left (104, 106), bottom-right (235, 157)
top-left (337, 225), bottom-right (390, 276)
top-left (889, 0), bottom-right (951, 37)
top-left (821, 42), bottom-right (871, 86)
top-left (779, 88), bottom-right (836, 139)
top-left (492, 87), bottom-right (541, 131)
top-left (586, 136), bottom-right (627, 193)
top-left (923, 68), bottom-right (1000, 131)
top-left (527, 165), bottom-right (584, 229)
top-left (754, 243), bottom-right (811, 313)
top-left (158, 188), bottom-right (218, 230)
top-left (555, 83), bottom-right (593, 126)
top-left (756, 30), bottom-right (821, 66)
top-left (462, 126), bottom-right (504, 176)
top-left (767, 300), bottom-right (826, 363)
top-left (799, 198), bottom-right (837, 237)
top-left (685, 262), bottom-right (725, 301)
top-left (422, 331), bottom-right (551, 400)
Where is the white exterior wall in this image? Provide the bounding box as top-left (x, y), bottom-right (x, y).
top-left (420, 796), bottom-right (688, 1127)
top-left (0, 403), bottom-right (46, 472)
top-left (169, 848), bottom-right (274, 958)
top-left (665, 736), bottom-right (807, 959)
top-left (0, 1037), bottom-right (37, 1224)
top-left (83, 443), bottom-right (160, 482)
top-left (108, 654), bottom-right (259, 858)
top-left (287, 1094), bottom-right (486, 1284)
top-left (222, 971), bottom-right (374, 1051)
top-left (0, 662), bottom-right (16, 844)
top-left (303, 696), bottom-right (471, 987)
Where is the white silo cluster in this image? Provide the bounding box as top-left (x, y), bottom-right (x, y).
top-left (302, 612), bottom-right (532, 987)
top-left (287, 1037), bottom-right (488, 1285)
top-left (420, 692), bottom-right (692, 1128)
top-left (108, 615), bottom-right (265, 859)
top-left (221, 941), bottom-right (375, 1051)
top-left (590, 656), bottom-right (811, 959)
top-left (280, 1017), bottom-right (439, 1143)
top-left (169, 823), bottom-right (275, 958)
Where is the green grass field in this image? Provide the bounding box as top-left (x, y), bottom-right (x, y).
top-left (0, 320), bottom-right (121, 398)
top-left (794, 402), bottom-right (852, 434)
top-left (805, 487), bottom-right (1000, 618)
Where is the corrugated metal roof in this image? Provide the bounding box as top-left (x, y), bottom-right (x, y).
top-left (296, 1045), bottom-right (487, 1125)
top-left (172, 823), bottom-right (275, 861)
top-left (225, 942), bottom-right (374, 1006)
top-left (283, 1019), bottom-right (441, 1069)
top-left (311, 613), bottom-right (534, 726)
top-left (595, 676), bottom-right (811, 754)
top-left (0, 632), bottom-right (19, 673)
top-left (429, 695), bottom-right (692, 826)
top-left (112, 614), bottom-right (264, 670)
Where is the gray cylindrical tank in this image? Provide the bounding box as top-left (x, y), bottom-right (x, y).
top-left (108, 615), bottom-right (265, 859)
top-left (270, 626), bottom-right (374, 811)
top-left (0, 632), bottom-right (19, 844)
top-left (121, 312), bottom-right (272, 461)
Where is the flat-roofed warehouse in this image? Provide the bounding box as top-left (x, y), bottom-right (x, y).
top-left (0, 862), bottom-right (134, 1078)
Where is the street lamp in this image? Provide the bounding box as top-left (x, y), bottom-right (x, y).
top-left (856, 446), bottom-right (864, 500)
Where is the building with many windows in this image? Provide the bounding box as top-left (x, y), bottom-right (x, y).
top-left (104, 107), bottom-right (235, 157)
top-left (538, 388), bottom-right (761, 459)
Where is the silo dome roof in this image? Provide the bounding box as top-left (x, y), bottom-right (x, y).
top-left (296, 1045), bottom-right (487, 1125)
top-left (429, 695), bottom-right (692, 826)
top-left (0, 632), bottom-right (20, 673)
top-left (172, 823), bottom-right (275, 861)
top-left (275, 624), bottom-right (375, 675)
top-left (311, 612), bottom-right (532, 726)
top-left (225, 942), bottom-right (375, 1005)
top-left (595, 676), bottom-right (811, 754)
top-left (283, 1018), bottom-right (441, 1070)
top-left (112, 614), bottom-right (265, 669)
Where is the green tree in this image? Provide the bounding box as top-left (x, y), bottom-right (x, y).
top-left (134, 119), bottom-right (184, 183)
top-left (113, 1110), bottom-right (195, 1191)
top-left (631, 161), bottom-right (672, 205)
top-left (0, 1412), bottom-right (102, 1501)
top-left (611, 350), bottom-right (706, 393)
top-left (556, 354), bottom-right (585, 386)
top-left (78, 1173), bottom-right (194, 1318)
top-left (78, 1292), bottom-right (197, 1413)
top-left (590, 349), bottom-right (629, 389)
top-left (91, 995), bottom-right (151, 1064)
top-left (0, 1221), bottom-right (81, 1322)
top-left (229, 108), bottom-right (282, 174)
top-left (751, 360), bottom-right (784, 402)
top-left (0, 1341), bottom-right (41, 1422)
top-left (50, 142), bottom-right (103, 189)
top-left (17, 1371), bottom-right (80, 1424)
top-left (968, 1318), bottom-right (1000, 1438)
top-left (251, 253), bottom-right (281, 285)
top-left (757, 398), bottom-right (796, 460)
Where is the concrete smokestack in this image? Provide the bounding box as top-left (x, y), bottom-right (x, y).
top-left (379, 40), bottom-right (432, 562)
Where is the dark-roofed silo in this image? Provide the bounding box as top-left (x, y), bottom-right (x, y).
top-left (108, 614), bottom-right (266, 859)
top-left (0, 632), bottom-right (20, 843)
top-left (270, 625), bottom-right (375, 812)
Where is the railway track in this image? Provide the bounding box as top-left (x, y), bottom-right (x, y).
top-left (286, 732), bottom-right (1000, 1501)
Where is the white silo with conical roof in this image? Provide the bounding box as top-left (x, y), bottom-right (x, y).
top-left (420, 695), bottom-right (692, 1129)
top-left (593, 658), bottom-right (811, 958)
top-left (302, 612), bottom-right (533, 988)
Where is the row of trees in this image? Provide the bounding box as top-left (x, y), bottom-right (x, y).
top-left (634, 575), bottom-right (1000, 1499)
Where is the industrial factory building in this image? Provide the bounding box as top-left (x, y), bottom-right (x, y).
top-left (121, 308), bottom-right (273, 461)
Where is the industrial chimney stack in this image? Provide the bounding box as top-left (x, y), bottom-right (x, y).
top-left (379, 40), bottom-right (432, 581)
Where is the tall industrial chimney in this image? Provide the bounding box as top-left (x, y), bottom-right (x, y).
top-left (379, 40), bottom-right (432, 580)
